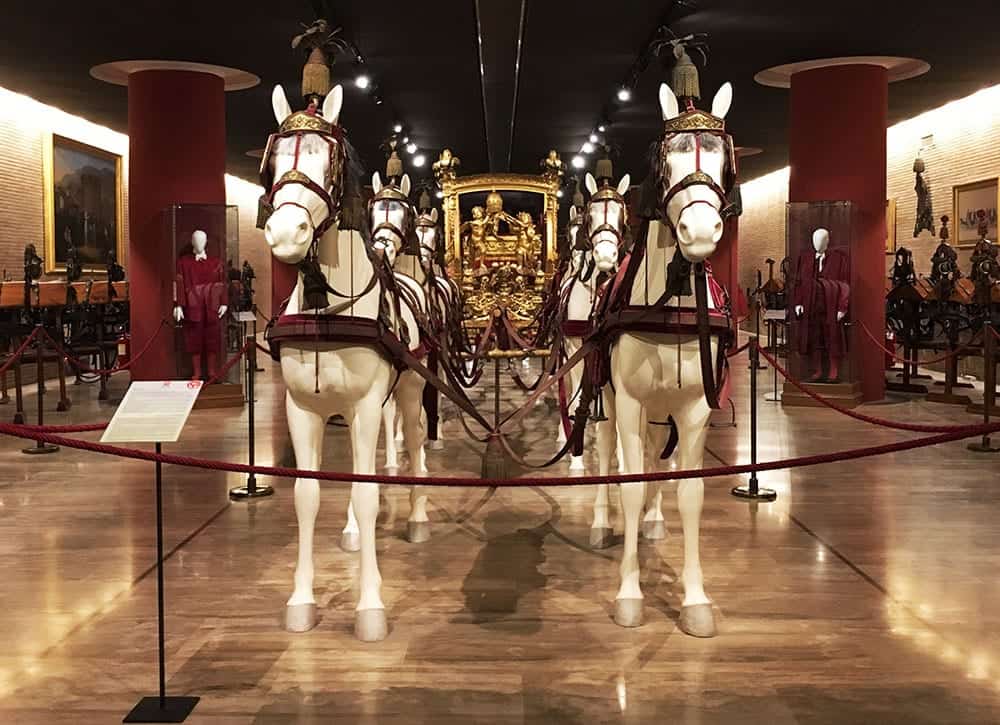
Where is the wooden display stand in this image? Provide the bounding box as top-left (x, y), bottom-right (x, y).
top-left (781, 380), bottom-right (864, 409)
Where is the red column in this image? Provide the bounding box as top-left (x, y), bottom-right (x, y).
top-left (127, 70), bottom-right (226, 380)
top-left (788, 64), bottom-right (887, 401)
top-left (716, 217), bottom-right (747, 319)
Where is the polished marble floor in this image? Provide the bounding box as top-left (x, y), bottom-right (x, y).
top-left (0, 348), bottom-right (999, 723)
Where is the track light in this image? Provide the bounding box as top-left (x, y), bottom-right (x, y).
top-left (616, 87), bottom-right (631, 102)
top-left (571, 155), bottom-right (585, 169)
top-left (406, 142), bottom-right (417, 154)
top-left (413, 154), bottom-right (426, 168)
top-left (435, 190), bottom-right (444, 199)
top-left (556, 189), bottom-right (564, 198)
top-left (402, 136), bottom-right (409, 144)
top-left (581, 141), bottom-right (594, 154)
top-left (393, 123), bottom-right (403, 133)
top-left (589, 133), bottom-right (599, 144)
top-left (373, 93), bottom-right (384, 105)
top-left (355, 73), bottom-right (370, 90)
top-left (597, 124), bottom-right (607, 133)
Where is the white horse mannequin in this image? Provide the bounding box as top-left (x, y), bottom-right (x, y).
top-left (609, 81), bottom-right (735, 637)
top-left (263, 84), bottom-right (390, 641)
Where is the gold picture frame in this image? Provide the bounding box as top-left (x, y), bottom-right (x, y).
top-left (42, 133), bottom-right (125, 273)
top-left (885, 198), bottom-right (897, 254)
top-left (952, 178), bottom-right (999, 248)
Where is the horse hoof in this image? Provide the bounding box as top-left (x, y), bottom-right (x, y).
top-left (589, 526), bottom-right (614, 549)
top-left (428, 439), bottom-right (444, 451)
top-left (614, 598), bottom-right (644, 627)
top-left (641, 520), bottom-right (667, 540)
top-left (406, 521), bottom-right (431, 543)
top-left (569, 457), bottom-right (586, 472)
top-left (384, 462), bottom-right (399, 472)
top-left (284, 603), bottom-right (318, 633)
top-left (679, 603), bottom-right (717, 638)
top-left (340, 531), bottom-right (361, 552)
top-left (355, 608), bottom-right (388, 642)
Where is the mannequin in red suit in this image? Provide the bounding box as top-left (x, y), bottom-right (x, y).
top-left (173, 230), bottom-right (228, 381)
top-left (793, 228), bottom-right (850, 382)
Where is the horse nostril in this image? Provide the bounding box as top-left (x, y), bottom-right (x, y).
top-left (298, 222), bottom-right (308, 232)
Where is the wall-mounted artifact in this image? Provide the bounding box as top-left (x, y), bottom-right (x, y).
top-left (43, 135), bottom-right (125, 274)
top-left (912, 157), bottom-right (935, 237)
top-left (953, 178), bottom-right (999, 247)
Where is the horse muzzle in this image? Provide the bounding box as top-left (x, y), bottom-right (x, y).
top-left (674, 202), bottom-right (723, 263)
top-left (264, 206), bottom-right (316, 264)
top-left (592, 240), bottom-right (619, 273)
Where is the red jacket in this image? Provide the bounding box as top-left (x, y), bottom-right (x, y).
top-left (176, 255), bottom-right (225, 323)
top-left (792, 249), bottom-right (850, 356)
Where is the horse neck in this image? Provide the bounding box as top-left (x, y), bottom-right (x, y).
top-left (566, 270), bottom-right (598, 321)
top-left (307, 223), bottom-right (380, 319)
top-left (629, 221), bottom-right (711, 309)
top-left (395, 253), bottom-right (427, 286)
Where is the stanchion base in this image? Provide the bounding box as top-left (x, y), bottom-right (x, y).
top-left (886, 382), bottom-right (928, 395)
top-left (229, 484), bottom-right (275, 500)
top-left (56, 398), bottom-right (71, 412)
top-left (23, 443), bottom-right (58, 455)
top-left (123, 696), bottom-right (199, 723)
top-left (764, 392), bottom-right (782, 402)
top-left (13, 412), bottom-right (25, 424)
top-left (731, 485), bottom-right (777, 502)
top-left (481, 434), bottom-right (511, 480)
top-left (967, 441), bottom-right (1000, 453)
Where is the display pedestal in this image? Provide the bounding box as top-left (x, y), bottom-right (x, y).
top-left (781, 380), bottom-right (863, 409)
top-left (193, 383), bottom-right (243, 409)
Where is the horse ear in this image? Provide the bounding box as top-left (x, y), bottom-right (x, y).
top-left (659, 82), bottom-right (679, 121)
top-left (400, 174), bottom-right (411, 197)
top-left (271, 85), bottom-right (292, 126)
top-left (711, 82), bottom-right (733, 119)
top-left (323, 84), bottom-right (343, 125)
top-left (585, 173), bottom-right (597, 196)
top-left (569, 206), bottom-right (577, 222)
top-left (430, 208), bottom-right (439, 223)
top-left (617, 174), bottom-right (631, 196)
top-left (372, 172), bottom-right (382, 195)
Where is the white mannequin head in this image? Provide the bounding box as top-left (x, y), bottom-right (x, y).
top-left (191, 230), bottom-right (208, 255)
top-left (813, 228), bottom-right (830, 254)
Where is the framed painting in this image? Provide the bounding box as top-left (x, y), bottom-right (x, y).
top-left (952, 178), bottom-right (999, 248)
top-left (42, 134), bottom-right (124, 273)
top-left (885, 198), bottom-right (896, 254)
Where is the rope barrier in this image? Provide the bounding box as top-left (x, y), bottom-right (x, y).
top-left (859, 322), bottom-right (981, 366)
top-left (0, 418), bottom-right (995, 487)
top-left (726, 339), bottom-right (750, 358)
top-left (44, 319), bottom-right (170, 376)
top-left (0, 327), bottom-right (41, 376)
top-left (757, 346), bottom-right (983, 434)
top-left (202, 340), bottom-right (254, 386)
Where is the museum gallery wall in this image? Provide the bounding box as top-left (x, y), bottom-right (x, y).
top-left (0, 86), bottom-right (272, 320)
top-left (739, 82), bottom-right (1000, 301)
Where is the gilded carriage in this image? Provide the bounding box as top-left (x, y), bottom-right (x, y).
top-left (433, 149), bottom-right (563, 327)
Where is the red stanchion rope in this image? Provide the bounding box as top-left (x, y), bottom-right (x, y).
top-left (0, 418), bottom-right (995, 487)
top-left (202, 340), bottom-right (253, 386)
top-left (45, 319), bottom-right (170, 376)
top-left (859, 322), bottom-right (981, 366)
top-left (726, 339), bottom-right (751, 358)
top-left (0, 327), bottom-right (41, 376)
top-left (757, 346), bottom-right (981, 433)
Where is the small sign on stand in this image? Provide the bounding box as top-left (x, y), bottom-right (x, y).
top-left (103, 381), bottom-right (203, 723)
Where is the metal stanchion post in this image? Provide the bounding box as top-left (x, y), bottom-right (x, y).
top-left (732, 337), bottom-right (777, 501)
top-left (968, 320), bottom-right (1000, 453)
top-left (231, 336), bottom-right (274, 499)
top-left (764, 317), bottom-right (782, 402)
top-left (123, 442), bottom-right (199, 723)
top-left (23, 325), bottom-right (58, 455)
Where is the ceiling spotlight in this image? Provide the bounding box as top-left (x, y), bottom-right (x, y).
top-left (589, 133), bottom-right (599, 144)
top-left (556, 189), bottom-right (564, 198)
top-left (435, 190), bottom-right (444, 199)
top-left (616, 87), bottom-right (631, 102)
top-left (355, 74), bottom-right (370, 90)
top-left (413, 154), bottom-right (426, 167)
top-left (581, 141), bottom-right (594, 154)
top-left (597, 124), bottom-right (607, 133)
top-left (571, 155), bottom-right (585, 169)
top-left (393, 123), bottom-right (403, 133)
top-left (373, 93), bottom-right (384, 105)
top-left (402, 136), bottom-right (410, 144)
top-left (406, 142), bottom-right (418, 154)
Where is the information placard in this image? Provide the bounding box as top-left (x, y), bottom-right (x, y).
top-left (235, 311), bottom-right (256, 323)
top-left (101, 380), bottom-right (203, 443)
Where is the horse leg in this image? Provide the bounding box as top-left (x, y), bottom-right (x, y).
top-left (382, 393), bottom-right (399, 470)
top-left (397, 373), bottom-right (430, 543)
top-left (641, 422), bottom-right (668, 541)
top-left (613, 389), bottom-right (646, 627)
top-left (284, 392), bottom-right (325, 632)
top-left (591, 391), bottom-right (616, 549)
top-left (350, 388), bottom-right (388, 642)
top-left (673, 397), bottom-right (716, 637)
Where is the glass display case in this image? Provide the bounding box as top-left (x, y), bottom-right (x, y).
top-left (784, 201), bottom-right (861, 393)
top-left (165, 204), bottom-right (242, 386)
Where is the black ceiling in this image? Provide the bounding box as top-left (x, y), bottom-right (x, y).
top-left (1, 1), bottom-right (999, 188)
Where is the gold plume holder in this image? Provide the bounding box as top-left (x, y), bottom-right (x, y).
top-left (437, 150), bottom-right (561, 328)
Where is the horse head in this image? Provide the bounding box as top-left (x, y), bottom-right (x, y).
top-left (260, 84), bottom-right (346, 264)
top-left (415, 207), bottom-right (440, 270)
top-left (656, 81), bottom-right (737, 263)
top-left (369, 172), bottom-right (414, 267)
top-left (584, 172), bottom-right (630, 274)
